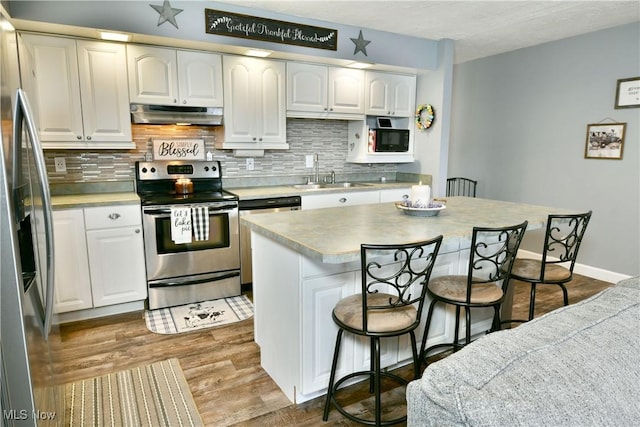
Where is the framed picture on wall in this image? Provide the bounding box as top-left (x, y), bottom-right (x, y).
top-left (614, 77), bottom-right (640, 109)
top-left (584, 123), bottom-right (626, 160)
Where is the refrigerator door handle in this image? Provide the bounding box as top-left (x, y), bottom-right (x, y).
top-left (13, 88), bottom-right (56, 340)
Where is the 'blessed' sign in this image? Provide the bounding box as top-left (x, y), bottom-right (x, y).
top-left (153, 139), bottom-right (205, 160)
top-left (205, 9), bottom-right (338, 51)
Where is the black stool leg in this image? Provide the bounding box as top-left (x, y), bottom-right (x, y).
top-left (409, 330), bottom-right (419, 379)
top-left (373, 336), bottom-right (382, 426)
top-left (528, 283), bottom-right (537, 320)
top-left (369, 336), bottom-right (375, 393)
top-left (453, 306), bottom-right (461, 351)
top-left (419, 299), bottom-right (438, 372)
top-left (465, 306), bottom-right (472, 346)
top-left (559, 283), bottom-right (569, 306)
top-left (323, 328), bottom-right (344, 421)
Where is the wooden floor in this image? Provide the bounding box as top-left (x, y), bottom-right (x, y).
top-left (50, 274), bottom-right (613, 426)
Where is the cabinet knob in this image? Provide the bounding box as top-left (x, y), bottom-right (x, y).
top-left (86, 136), bottom-right (92, 140)
top-left (252, 137), bottom-right (257, 141)
top-left (173, 99), bottom-right (177, 104)
top-left (259, 137), bottom-right (263, 142)
top-left (135, 228), bottom-right (140, 234)
top-left (182, 100), bottom-right (187, 104)
top-left (76, 135), bottom-right (82, 140)
top-left (339, 198), bottom-right (347, 203)
top-left (108, 213), bottom-right (121, 220)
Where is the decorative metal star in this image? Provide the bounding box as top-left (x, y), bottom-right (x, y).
top-left (350, 30), bottom-right (371, 56)
top-left (150, 0), bottom-right (183, 29)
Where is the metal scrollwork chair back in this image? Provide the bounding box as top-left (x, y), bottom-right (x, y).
top-left (323, 236), bottom-right (443, 426)
top-left (446, 177), bottom-right (477, 197)
top-left (419, 221), bottom-right (528, 367)
top-left (504, 211), bottom-right (592, 323)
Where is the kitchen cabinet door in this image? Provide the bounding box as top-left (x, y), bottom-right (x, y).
top-left (84, 204), bottom-right (147, 308)
top-left (365, 72), bottom-right (416, 117)
top-left (328, 67), bottom-right (365, 115)
top-left (86, 225), bottom-right (147, 308)
top-left (19, 34), bottom-right (132, 149)
top-left (127, 45), bottom-right (179, 105)
top-left (77, 40), bottom-right (132, 143)
top-left (286, 62), bottom-right (364, 119)
top-left (222, 56), bottom-right (287, 149)
top-left (286, 62), bottom-right (328, 113)
top-left (379, 188), bottom-right (411, 203)
top-left (19, 34), bottom-right (82, 143)
top-left (301, 272), bottom-right (356, 395)
top-left (177, 50), bottom-right (223, 107)
top-left (52, 209), bottom-right (93, 314)
top-left (301, 190), bottom-right (379, 210)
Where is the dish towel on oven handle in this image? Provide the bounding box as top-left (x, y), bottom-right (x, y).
top-left (191, 206), bottom-right (210, 241)
top-left (171, 207), bottom-right (192, 244)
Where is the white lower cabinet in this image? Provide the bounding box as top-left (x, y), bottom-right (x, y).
top-left (52, 209), bottom-right (92, 313)
top-left (379, 187), bottom-right (411, 203)
top-left (53, 204), bottom-right (147, 314)
top-left (301, 190), bottom-right (379, 210)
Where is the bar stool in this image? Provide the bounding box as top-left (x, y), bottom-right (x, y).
top-left (419, 221), bottom-right (527, 365)
top-left (503, 211), bottom-right (592, 324)
top-left (446, 177), bottom-right (477, 197)
top-left (323, 236), bottom-right (443, 426)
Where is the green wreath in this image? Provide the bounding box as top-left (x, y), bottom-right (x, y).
top-left (415, 104), bottom-right (435, 130)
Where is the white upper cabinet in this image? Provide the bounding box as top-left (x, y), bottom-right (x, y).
top-left (127, 45), bottom-right (223, 107)
top-left (19, 34), bottom-right (132, 149)
top-left (218, 55), bottom-right (287, 150)
top-left (365, 72), bottom-right (416, 117)
top-left (287, 62), bottom-right (364, 119)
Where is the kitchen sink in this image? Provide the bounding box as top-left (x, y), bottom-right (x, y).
top-left (291, 182), bottom-right (371, 190)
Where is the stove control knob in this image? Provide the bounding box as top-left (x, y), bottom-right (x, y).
top-left (141, 167), bottom-right (147, 173)
top-left (212, 166), bottom-right (217, 172)
top-left (204, 166), bottom-right (209, 172)
top-left (150, 167), bottom-right (156, 173)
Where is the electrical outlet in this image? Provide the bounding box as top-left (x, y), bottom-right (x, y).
top-left (245, 158), bottom-right (254, 171)
top-left (305, 154), bottom-right (314, 168)
top-left (54, 157), bottom-right (66, 173)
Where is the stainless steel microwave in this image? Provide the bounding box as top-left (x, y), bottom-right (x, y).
top-left (368, 128), bottom-right (410, 152)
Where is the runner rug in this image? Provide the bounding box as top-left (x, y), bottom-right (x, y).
top-left (65, 358), bottom-right (202, 427)
top-left (144, 295), bottom-right (254, 334)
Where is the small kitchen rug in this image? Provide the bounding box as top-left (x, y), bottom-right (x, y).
top-left (65, 358), bottom-right (202, 427)
top-left (144, 295), bottom-right (254, 334)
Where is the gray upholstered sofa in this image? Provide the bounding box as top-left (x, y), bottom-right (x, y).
top-left (407, 277), bottom-right (640, 426)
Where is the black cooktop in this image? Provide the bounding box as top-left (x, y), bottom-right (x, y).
top-left (138, 189), bottom-right (238, 206)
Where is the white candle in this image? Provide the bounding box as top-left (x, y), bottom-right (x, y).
top-left (411, 184), bottom-right (431, 207)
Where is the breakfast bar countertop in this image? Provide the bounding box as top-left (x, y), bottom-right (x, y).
top-left (241, 197), bottom-right (573, 264)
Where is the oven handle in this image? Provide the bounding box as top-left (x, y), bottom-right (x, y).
top-left (143, 204), bottom-right (238, 216)
top-left (149, 271), bottom-right (240, 288)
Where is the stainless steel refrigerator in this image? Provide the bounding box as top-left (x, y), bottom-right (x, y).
top-left (0, 7), bottom-right (63, 426)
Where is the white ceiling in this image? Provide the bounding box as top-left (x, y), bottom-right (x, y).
top-left (215, 0), bottom-right (640, 63)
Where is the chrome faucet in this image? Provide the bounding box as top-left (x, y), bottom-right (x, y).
top-left (313, 153), bottom-right (320, 184)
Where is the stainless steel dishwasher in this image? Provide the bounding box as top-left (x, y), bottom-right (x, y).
top-left (239, 196), bottom-right (301, 288)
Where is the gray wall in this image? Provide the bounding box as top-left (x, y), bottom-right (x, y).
top-left (449, 23), bottom-right (640, 277)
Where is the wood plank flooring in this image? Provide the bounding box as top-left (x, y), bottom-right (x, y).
top-left (50, 274), bottom-right (613, 426)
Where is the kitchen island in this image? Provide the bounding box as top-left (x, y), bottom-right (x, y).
top-left (241, 197), bottom-right (572, 403)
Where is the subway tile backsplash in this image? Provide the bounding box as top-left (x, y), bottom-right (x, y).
top-left (44, 119), bottom-right (398, 187)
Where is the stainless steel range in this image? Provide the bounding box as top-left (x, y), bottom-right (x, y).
top-left (135, 160), bottom-right (240, 310)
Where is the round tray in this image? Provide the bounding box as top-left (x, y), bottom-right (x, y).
top-left (395, 202), bottom-right (446, 217)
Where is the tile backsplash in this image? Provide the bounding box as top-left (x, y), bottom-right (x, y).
top-left (44, 119), bottom-right (398, 187)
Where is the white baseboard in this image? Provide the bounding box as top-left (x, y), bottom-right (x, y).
top-left (517, 250), bottom-right (632, 284)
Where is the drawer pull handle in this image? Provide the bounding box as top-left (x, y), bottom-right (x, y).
top-left (339, 198), bottom-right (347, 203)
top-left (108, 213), bottom-right (121, 220)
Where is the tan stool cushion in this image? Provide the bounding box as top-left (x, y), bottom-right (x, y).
top-left (510, 259), bottom-right (572, 282)
top-left (333, 293), bottom-right (417, 333)
top-left (428, 275), bottom-right (503, 304)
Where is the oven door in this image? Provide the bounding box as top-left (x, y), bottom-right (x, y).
top-left (142, 202), bottom-right (239, 283)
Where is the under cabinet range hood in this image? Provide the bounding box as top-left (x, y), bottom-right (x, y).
top-left (130, 103), bottom-right (223, 126)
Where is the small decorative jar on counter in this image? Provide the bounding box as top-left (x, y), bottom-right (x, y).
top-left (175, 178), bottom-right (194, 194)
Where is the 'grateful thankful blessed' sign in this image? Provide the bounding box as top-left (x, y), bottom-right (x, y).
top-left (205, 9), bottom-right (338, 51)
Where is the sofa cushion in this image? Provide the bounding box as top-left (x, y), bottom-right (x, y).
top-left (407, 277), bottom-right (640, 426)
